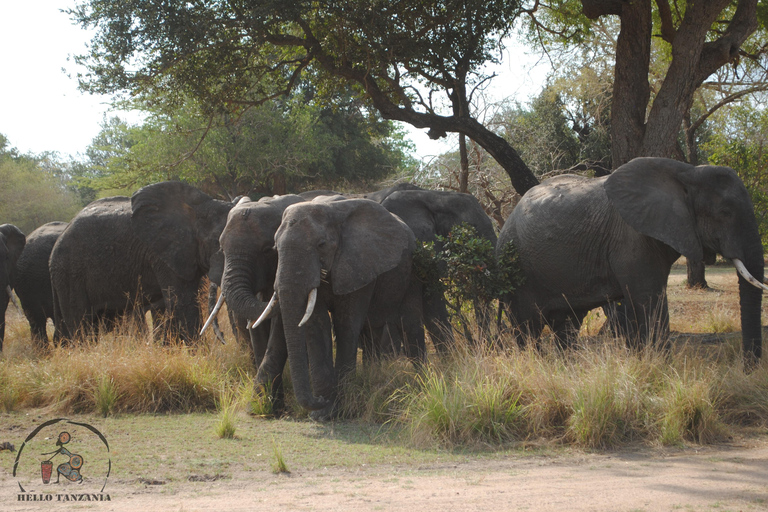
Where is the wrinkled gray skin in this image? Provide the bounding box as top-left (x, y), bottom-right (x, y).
top-left (273, 197), bottom-right (425, 418)
top-left (15, 221), bottom-right (67, 347)
top-left (0, 224), bottom-right (26, 351)
top-left (497, 157), bottom-right (764, 362)
top-left (50, 182), bottom-right (232, 341)
top-left (219, 194), bottom-right (305, 368)
top-left (380, 189), bottom-right (497, 350)
top-left (301, 183), bottom-right (497, 350)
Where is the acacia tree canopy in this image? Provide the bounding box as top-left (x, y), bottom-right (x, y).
top-left (70, 0), bottom-right (541, 195)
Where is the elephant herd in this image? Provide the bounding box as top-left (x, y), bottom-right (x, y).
top-left (0, 157), bottom-right (764, 417)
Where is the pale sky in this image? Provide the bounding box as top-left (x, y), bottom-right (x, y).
top-left (0, 1), bottom-right (547, 160)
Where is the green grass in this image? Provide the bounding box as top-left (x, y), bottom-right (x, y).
top-left (271, 436), bottom-right (290, 474)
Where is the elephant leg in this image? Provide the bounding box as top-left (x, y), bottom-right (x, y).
top-left (249, 320), bottom-right (270, 367)
top-left (359, 322), bottom-right (382, 365)
top-left (424, 294), bottom-right (454, 353)
top-left (25, 307), bottom-right (49, 348)
top-left (0, 294), bottom-right (7, 351)
top-left (548, 309), bottom-right (587, 350)
top-left (616, 286), bottom-right (670, 350)
top-left (256, 311), bottom-right (287, 414)
top-left (332, 286), bottom-right (375, 380)
top-left (307, 310), bottom-right (336, 421)
top-left (399, 281), bottom-right (426, 363)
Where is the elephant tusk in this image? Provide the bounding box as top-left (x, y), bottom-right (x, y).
top-left (6, 286), bottom-right (19, 311)
top-left (249, 292), bottom-right (277, 329)
top-left (298, 288), bottom-right (317, 327)
top-left (733, 258), bottom-right (768, 293)
top-left (200, 290), bottom-right (226, 336)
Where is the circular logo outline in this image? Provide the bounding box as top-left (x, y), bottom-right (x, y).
top-left (12, 418), bottom-right (111, 493)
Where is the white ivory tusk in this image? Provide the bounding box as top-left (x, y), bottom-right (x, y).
top-left (200, 291), bottom-right (226, 335)
top-left (249, 292), bottom-right (277, 329)
top-left (298, 288), bottom-right (317, 327)
top-left (6, 286), bottom-right (19, 311)
top-left (733, 258), bottom-right (768, 293)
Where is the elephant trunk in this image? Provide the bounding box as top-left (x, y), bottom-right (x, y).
top-left (220, 256), bottom-right (268, 322)
top-left (736, 243), bottom-right (764, 365)
top-left (276, 259), bottom-right (332, 412)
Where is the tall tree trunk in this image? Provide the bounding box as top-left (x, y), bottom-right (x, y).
top-left (605, 0), bottom-right (652, 167)
top-left (458, 133), bottom-right (469, 193)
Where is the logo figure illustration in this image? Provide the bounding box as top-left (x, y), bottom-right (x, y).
top-left (40, 432), bottom-right (83, 484)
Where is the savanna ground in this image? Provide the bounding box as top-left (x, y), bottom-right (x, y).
top-left (0, 261), bottom-right (768, 511)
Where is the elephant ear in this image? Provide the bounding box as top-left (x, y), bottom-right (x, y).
top-left (331, 199), bottom-right (411, 296)
top-left (604, 157), bottom-right (703, 262)
top-left (0, 224), bottom-right (26, 283)
top-left (131, 182), bottom-right (210, 281)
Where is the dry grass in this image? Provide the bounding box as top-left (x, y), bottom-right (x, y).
top-left (0, 262), bottom-right (766, 452)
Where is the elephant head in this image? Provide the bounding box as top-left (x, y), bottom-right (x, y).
top-left (0, 224), bottom-right (26, 349)
top-left (273, 197), bottom-right (414, 411)
top-left (218, 194), bottom-right (305, 324)
top-left (130, 182), bottom-right (234, 336)
top-left (605, 157), bottom-right (765, 361)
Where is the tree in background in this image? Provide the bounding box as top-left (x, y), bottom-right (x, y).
top-left (70, 0), bottom-right (540, 195)
top-left (0, 135), bottom-right (81, 233)
top-left (78, 89), bottom-right (415, 199)
top-left (704, 103), bottom-right (768, 251)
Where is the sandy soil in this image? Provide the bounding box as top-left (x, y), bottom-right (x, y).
top-left (5, 440), bottom-right (768, 512)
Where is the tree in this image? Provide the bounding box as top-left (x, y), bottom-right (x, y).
top-left (70, 0), bottom-right (540, 195)
top-left (81, 91), bottom-right (414, 198)
top-left (526, 0), bottom-right (761, 167)
top-left (704, 103), bottom-right (768, 251)
top-left (0, 135), bottom-right (81, 233)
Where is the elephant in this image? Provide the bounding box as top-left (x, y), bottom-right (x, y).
top-left (0, 224), bottom-right (26, 350)
top-left (49, 182), bottom-right (233, 341)
top-left (261, 196), bottom-right (425, 416)
top-left (379, 188), bottom-right (498, 349)
top-left (15, 221), bottom-right (67, 347)
top-left (496, 157), bottom-right (765, 362)
top-left (217, 194), bottom-right (306, 366)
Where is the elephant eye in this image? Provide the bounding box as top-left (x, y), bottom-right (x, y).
top-left (718, 208), bottom-right (733, 218)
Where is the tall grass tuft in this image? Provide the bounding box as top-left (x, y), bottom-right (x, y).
top-left (215, 387), bottom-right (240, 439)
top-left (271, 437), bottom-right (290, 474)
top-left (93, 374), bottom-right (120, 417)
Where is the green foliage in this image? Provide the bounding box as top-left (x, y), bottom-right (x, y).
top-left (69, 0), bottom-right (542, 194)
top-left (0, 135), bottom-right (81, 232)
top-left (412, 241), bottom-right (445, 302)
top-left (436, 223), bottom-right (524, 307)
top-left (70, 1), bottom-right (523, 114)
top-left (80, 92), bottom-right (415, 198)
top-left (498, 82), bottom-right (612, 176)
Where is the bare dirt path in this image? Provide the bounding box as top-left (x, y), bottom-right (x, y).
top-left (6, 441), bottom-right (768, 512)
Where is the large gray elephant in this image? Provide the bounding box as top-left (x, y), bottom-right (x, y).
top-left (497, 157), bottom-right (765, 362)
top-left (49, 182), bottom-right (233, 341)
top-left (265, 196), bottom-right (425, 416)
top-left (15, 221), bottom-right (67, 347)
top-left (0, 224), bottom-right (26, 350)
top-left (380, 188), bottom-right (497, 349)
top-left (218, 194), bottom-right (305, 364)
